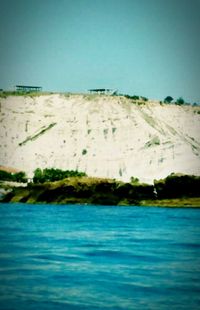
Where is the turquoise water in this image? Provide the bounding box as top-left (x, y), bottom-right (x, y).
top-left (0, 203), bottom-right (200, 310)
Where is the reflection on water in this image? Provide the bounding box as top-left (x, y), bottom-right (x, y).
top-left (0, 203), bottom-right (200, 309)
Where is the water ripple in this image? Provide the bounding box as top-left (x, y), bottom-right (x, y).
top-left (0, 203), bottom-right (200, 310)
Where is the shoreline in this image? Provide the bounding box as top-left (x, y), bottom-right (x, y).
top-left (139, 197), bottom-right (200, 208)
top-left (1, 196), bottom-right (200, 208)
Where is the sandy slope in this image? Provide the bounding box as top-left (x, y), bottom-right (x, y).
top-left (0, 94), bottom-right (200, 183)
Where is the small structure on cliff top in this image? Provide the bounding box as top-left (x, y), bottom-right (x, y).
top-left (16, 85), bottom-right (42, 92)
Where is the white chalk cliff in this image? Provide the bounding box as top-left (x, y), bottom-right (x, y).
top-left (0, 94), bottom-right (200, 183)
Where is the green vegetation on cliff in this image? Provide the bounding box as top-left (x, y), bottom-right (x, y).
top-left (154, 173), bottom-right (200, 199)
top-left (2, 176), bottom-right (154, 205)
top-left (0, 170), bottom-right (27, 183)
top-left (1, 171), bottom-right (200, 207)
top-left (33, 168), bottom-right (87, 183)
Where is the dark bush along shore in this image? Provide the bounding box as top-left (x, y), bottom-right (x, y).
top-left (1, 173), bottom-right (200, 207)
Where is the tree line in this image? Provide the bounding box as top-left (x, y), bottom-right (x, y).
top-left (33, 168), bottom-right (87, 183)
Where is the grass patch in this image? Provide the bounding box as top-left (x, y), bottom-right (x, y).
top-left (140, 197), bottom-right (200, 207)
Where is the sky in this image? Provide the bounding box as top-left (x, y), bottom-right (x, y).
top-left (0, 0), bottom-right (200, 102)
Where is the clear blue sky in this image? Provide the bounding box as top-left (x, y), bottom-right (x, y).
top-left (0, 0), bottom-right (200, 102)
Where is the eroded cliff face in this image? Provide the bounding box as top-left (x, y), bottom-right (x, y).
top-left (0, 94), bottom-right (200, 183)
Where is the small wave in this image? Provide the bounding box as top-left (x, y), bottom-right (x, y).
top-left (33, 254), bottom-right (83, 262)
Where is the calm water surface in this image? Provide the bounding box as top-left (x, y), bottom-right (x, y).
top-left (0, 203), bottom-right (200, 310)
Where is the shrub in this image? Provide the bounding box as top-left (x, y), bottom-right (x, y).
top-left (130, 177), bottom-right (139, 184)
top-left (124, 94), bottom-right (148, 101)
top-left (82, 149), bottom-right (87, 155)
top-left (132, 95), bottom-right (140, 100)
top-left (0, 170), bottom-right (13, 181)
top-left (164, 96), bottom-right (173, 103)
top-left (12, 172), bottom-right (27, 183)
top-left (176, 97), bottom-right (185, 105)
top-left (124, 94), bottom-right (132, 99)
top-left (141, 96), bottom-right (148, 101)
top-left (33, 168), bottom-right (44, 183)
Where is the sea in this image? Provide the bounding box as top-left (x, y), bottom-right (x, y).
top-left (0, 203), bottom-right (200, 310)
